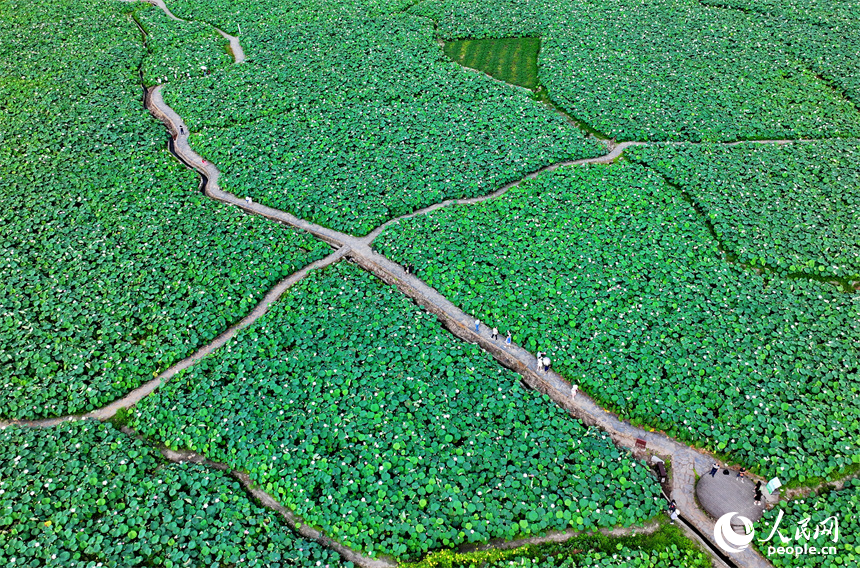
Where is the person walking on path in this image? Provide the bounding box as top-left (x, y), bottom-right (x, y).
top-left (668, 499), bottom-right (676, 513)
top-left (737, 467), bottom-right (747, 480)
top-left (669, 508), bottom-right (680, 524)
top-left (570, 384), bottom-right (578, 398)
top-left (542, 357), bottom-right (551, 373)
top-left (491, 327), bottom-right (499, 340)
top-left (474, 319), bottom-right (480, 333)
top-left (709, 462), bottom-right (719, 477)
top-left (505, 331), bottom-right (511, 345)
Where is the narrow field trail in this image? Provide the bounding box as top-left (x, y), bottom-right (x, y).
top-left (456, 520), bottom-right (662, 553)
top-left (362, 133), bottom-right (839, 246)
top-left (215, 27), bottom-right (245, 63)
top-left (359, 141), bottom-right (637, 244)
top-left (0, 247), bottom-right (347, 430)
top-left (111, 426), bottom-right (397, 568)
top-left (146, 0), bottom-right (181, 21)
top-left (145, 0), bottom-right (245, 63)
top-left (148, 85), bottom-right (347, 247)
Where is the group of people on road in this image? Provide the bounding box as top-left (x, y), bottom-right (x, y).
top-left (709, 461), bottom-right (764, 506)
top-left (474, 319), bottom-right (554, 374)
top-left (535, 350), bottom-right (552, 373)
top-left (475, 319), bottom-right (513, 346)
top-left (487, 324), bottom-right (512, 346)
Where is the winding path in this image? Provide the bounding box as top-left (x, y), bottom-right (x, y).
top-left (148, 85), bottom-right (346, 247)
top-left (146, 0), bottom-right (245, 63)
top-left (456, 520), bottom-right (661, 553)
top-left (359, 141), bottom-right (638, 244)
top-left (119, 426), bottom-right (397, 568)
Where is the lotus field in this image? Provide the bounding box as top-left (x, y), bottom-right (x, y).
top-left (130, 262), bottom-right (664, 558)
top-left (0, 0), bottom-right (330, 419)
top-left (628, 141), bottom-right (860, 282)
top-left (5, 0), bottom-right (860, 564)
top-left (376, 162), bottom-right (860, 483)
top-left (155, 5), bottom-right (602, 235)
top-left (0, 421), bottom-right (341, 568)
top-left (416, 0), bottom-right (860, 141)
top-left (134, 5), bottom-right (233, 86)
top-left (754, 479), bottom-right (860, 566)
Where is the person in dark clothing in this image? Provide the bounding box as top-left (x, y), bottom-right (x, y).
top-left (709, 462), bottom-right (719, 477)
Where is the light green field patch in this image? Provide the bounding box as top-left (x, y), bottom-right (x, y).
top-left (444, 36), bottom-right (541, 90)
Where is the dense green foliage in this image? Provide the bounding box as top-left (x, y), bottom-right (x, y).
top-left (135, 5), bottom-right (233, 86)
top-left (132, 262), bottom-right (663, 559)
top-left (164, 0), bottom-right (416, 35)
top-left (789, 23), bottom-right (860, 107)
top-left (698, 0), bottom-right (860, 25)
top-left (443, 37), bottom-right (541, 90)
top-left (150, 0), bottom-right (602, 235)
top-left (0, 421), bottom-right (342, 568)
top-left (754, 479), bottom-right (860, 566)
top-left (695, 0), bottom-right (860, 115)
top-left (415, 0), bottom-right (860, 141)
top-left (540, 0), bottom-right (860, 141)
top-left (628, 141), bottom-right (860, 281)
top-left (376, 162), bottom-right (860, 483)
top-left (0, 0), bottom-right (330, 419)
top-left (407, 524), bottom-right (710, 568)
